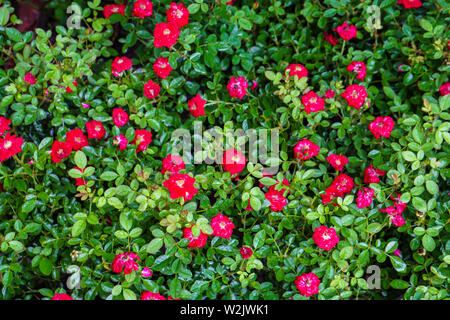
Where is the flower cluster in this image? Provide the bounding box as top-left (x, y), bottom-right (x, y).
top-left (321, 173), bottom-right (354, 205)
top-left (380, 194), bottom-right (408, 227)
top-left (0, 117), bottom-right (23, 163)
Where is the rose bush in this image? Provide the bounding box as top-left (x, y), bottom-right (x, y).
top-left (0, 0), bottom-right (448, 300)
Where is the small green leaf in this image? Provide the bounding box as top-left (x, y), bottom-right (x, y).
top-left (100, 171), bottom-right (118, 181)
top-left (74, 151), bottom-right (87, 169)
top-left (425, 180), bottom-right (439, 195)
top-left (422, 234), bottom-right (435, 252)
top-left (72, 220), bottom-right (86, 237)
top-left (147, 238), bottom-right (164, 254)
top-left (402, 151), bottom-right (416, 162)
top-left (390, 279), bottom-right (410, 289)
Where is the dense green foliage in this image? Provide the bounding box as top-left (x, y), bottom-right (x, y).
top-left (0, 0), bottom-right (448, 300)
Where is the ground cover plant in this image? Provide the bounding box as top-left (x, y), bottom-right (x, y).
top-left (0, 0), bottom-right (449, 300)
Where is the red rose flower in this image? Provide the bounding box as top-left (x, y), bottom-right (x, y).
top-left (333, 173), bottom-right (354, 195)
top-left (227, 76), bottom-right (248, 99)
top-left (251, 80), bottom-right (258, 90)
top-left (265, 188), bottom-right (287, 212)
top-left (313, 225), bottom-right (340, 250)
top-left (141, 267), bottom-right (153, 278)
top-left (86, 121), bottom-right (106, 140)
top-left (323, 31), bottom-right (338, 46)
top-left (321, 184), bottom-right (341, 206)
top-left (66, 128), bottom-right (88, 151)
top-left (132, 129), bottom-right (152, 153)
top-left (268, 178), bottom-right (290, 196)
top-left (368, 116), bottom-right (395, 139)
top-left (391, 193), bottom-right (407, 214)
top-left (188, 94), bottom-right (206, 117)
top-left (73, 167), bottom-right (87, 186)
top-left (112, 108), bottom-right (129, 127)
top-left (347, 61), bottom-right (367, 81)
top-left (50, 140), bottom-right (72, 163)
top-left (183, 226), bottom-right (208, 248)
top-left (162, 154), bottom-right (185, 175)
top-left (153, 57), bottom-right (173, 79)
top-left (132, 0), bottom-right (153, 19)
top-left (163, 173), bottom-right (198, 201)
top-left (166, 2), bottom-right (189, 28)
top-left (211, 213), bottom-right (235, 239)
top-left (301, 91), bottom-right (325, 114)
top-left (222, 148), bottom-right (247, 176)
top-left (111, 252), bottom-right (140, 274)
top-left (154, 22), bottom-right (180, 48)
top-left (113, 135), bottom-right (128, 151)
top-left (240, 247), bottom-right (253, 259)
top-left (140, 291), bottom-right (165, 300)
top-left (326, 154), bottom-right (348, 171)
top-left (334, 22), bottom-right (357, 40)
top-left (161, 154), bottom-right (186, 174)
top-left (24, 72), bottom-right (36, 84)
top-left (397, 0), bottom-right (422, 9)
top-left (341, 84), bottom-right (368, 109)
top-left (324, 89), bottom-right (335, 99)
top-left (65, 81), bottom-right (77, 93)
top-left (364, 164), bottom-right (385, 184)
top-left (439, 82), bottom-right (450, 96)
top-left (390, 214), bottom-right (405, 227)
top-left (293, 139), bottom-right (320, 161)
top-left (285, 64), bottom-right (308, 80)
top-left (356, 187), bottom-right (375, 209)
top-left (111, 56), bottom-right (133, 77)
top-left (143, 80), bottom-right (161, 99)
top-left (380, 194), bottom-right (406, 227)
top-left (51, 293), bottom-right (73, 300)
top-left (295, 273), bottom-right (320, 298)
top-left (0, 116), bottom-right (12, 136)
top-left (103, 4), bottom-right (126, 18)
top-left (380, 194), bottom-right (407, 214)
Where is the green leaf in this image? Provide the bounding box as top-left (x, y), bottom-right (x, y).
top-left (340, 246), bottom-right (354, 260)
top-left (253, 230), bottom-right (266, 249)
top-left (68, 168), bottom-right (83, 178)
top-left (188, 3), bottom-right (200, 14)
top-left (108, 197), bottom-right (124, 209)
top-left (259, 177), bottom-right (277, 186)
top-left (250, 196), bottom-right (261, 211)
top-left (39, 258), bottom-right (53, 276)
top-left (425, 180), bottom-right (439, 195)
top-left (390, 279), bottom-right (410, 289)
top-left (72, 220), bottom-right (86, 237)
top-left (419, 19), bottom-right (433, 32)
top-left (422, 234), bottom-right (435, 252)
top-left (239, 18), bottom-right (252, 30)
top-left (367, 223), bottom-right (382, 233)
top-left (402, 151), bottom-right (416, 162)
top-left (100, 171), bottom-right (118, 181)
top-left (0, 6), bottom-right (10, 26)
top-left (21, 199), bottom-right (36, 214)
top-left (123, 289), bottom-right (137, 300)
top-left (6, 27), bottom-right (22, 42)
top-left (119, 212), bottom-right (133, 231)
top-left (390, 256), bottom-right (407, 272)
top-left (9, 240), bottom-right (24, 252)
top-left (147, 238), bottom-right (164, 254)
top-left (412, 197), bottom-right (427, 212)
top-left (74, 151), bottom-right (87, 169)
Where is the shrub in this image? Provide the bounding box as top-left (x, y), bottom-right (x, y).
top-left (0, 0), bottom-right (448, 300)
